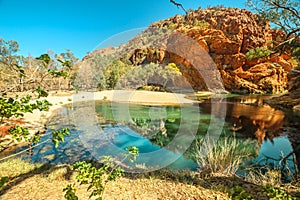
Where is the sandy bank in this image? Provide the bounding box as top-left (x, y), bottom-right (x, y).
top-left (23, 90), bottom-right (198, 129)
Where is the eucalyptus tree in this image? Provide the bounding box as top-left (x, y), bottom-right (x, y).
top-left (247, 0), bottom-right (300, 56)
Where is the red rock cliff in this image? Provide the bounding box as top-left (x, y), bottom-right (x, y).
top-left (130, 8), bottom-right (295, 93)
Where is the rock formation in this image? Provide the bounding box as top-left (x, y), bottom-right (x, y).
top-left (129, 8), bottom-right (295, 94)
top-left (83, 7), bottom-right (297, 94)
top-left (267, 65), bottom-right (300, 111)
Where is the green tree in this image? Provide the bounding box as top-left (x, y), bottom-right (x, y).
top-left (162, 63), bottom-right (182, 87)
top-left (247, 0), bottom-right (300, 54)
top-left (0, 39), bottom-right (72, 188)
top-left (37, 51), bottom-right (78, 90)
top-left (56, 49), bottom-right (79, 90)
top-left (105, 60), bottom-right (131, 89)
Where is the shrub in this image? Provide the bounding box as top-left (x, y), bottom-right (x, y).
top-left (245, 47), bottom-right (272, 61)
top-left (64, 146), bottom-right (139, 200)
top-left (228, 186), bottom-right (253, 200)
top-left (192, 19), bottom-right (210, 29)
top-left (263, 186), bottom-right (299, 200)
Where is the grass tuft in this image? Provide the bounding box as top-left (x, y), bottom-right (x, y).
top-left (195, 136), bottom-right (258, 175)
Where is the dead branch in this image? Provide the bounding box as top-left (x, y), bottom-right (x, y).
top-left (170, 0), bottom-right (187, 15)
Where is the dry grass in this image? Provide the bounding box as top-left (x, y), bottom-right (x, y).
top-left (0, 158), bottom-right (230, 200)
top-left (195, 136), bottom-right (258, 175)
top-left (1, 158), bottom-right (299, 199)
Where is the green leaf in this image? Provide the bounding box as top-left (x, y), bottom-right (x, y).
top-left (0, 177), bottom-right (8, 189)
top-left (36, 54), bottom-right (51, 64)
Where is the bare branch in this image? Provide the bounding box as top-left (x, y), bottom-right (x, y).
top-left (287, 28), bottom-right (300, 38)
top-left (170, 0), bottom-right (187, 15)
top-left (271, 1), bottom-right (300, 20)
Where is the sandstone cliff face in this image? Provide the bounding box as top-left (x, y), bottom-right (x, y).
top-left (267, 65), bottom-right (300, 111)
top-left (130, 8), bottom-right (295, 94)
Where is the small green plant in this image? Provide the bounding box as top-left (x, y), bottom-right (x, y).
top-left (165, 63), bottom-right (182, 75)
top-left (9, 126), bottom-right (30, 142)
top-left (263, 186), bottom-right (299, 200)
top-left (63, 184), bottom-right (78, 200)
top-left (52, 128), bottom-right (70, 148)
top-left (0, 95), bottom-right (52, 146)
top-left (168, 23), bottom-right (178, 30)
top-left (125, 146), bottom-right (139, 162)
top-left (228, 186), bottom-right (253, 200)
top-left (48, 69), bottom-right (69, 79)
top-left (245, 47), bottom-right (273, 61)
top-left (35, 86), bottom-right (48, 98)
top-left (192, 19), bottom-right (210, 29)
top-left (0, 176), bottom-right (8, 189)
top-left (0, 96), bottom-right (51, 122)
top-left (73, 84), bottom-right (81, 94)
top-left (64, 147), bottom-right (139, 200)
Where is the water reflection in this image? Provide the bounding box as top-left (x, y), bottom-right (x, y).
top-left (228, 102), bottom-right (284, 144)
top-left (201, 95), bottom-right (299, 178)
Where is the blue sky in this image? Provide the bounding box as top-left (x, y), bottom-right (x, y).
top-left (0, 0), bottom-right (247, 59)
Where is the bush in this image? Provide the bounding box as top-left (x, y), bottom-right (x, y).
top-left (245, 47), bottom-right (272, 61)
top-left (192, 19), bottom-right (210, 29)
top-left (228, 186), bottom-right (253, 200)
top-left (263, 186), bottom-right (299, 200)
top-left (64, 146), bottom-right (139, 200)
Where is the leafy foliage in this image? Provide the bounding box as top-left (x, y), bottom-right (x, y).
top-left (125, 146), bottom-right (139, 162)
top-left (36, 54), bottom-right (51, 64)
top-left (245, 46), bottom-right (272, 60)
top-left (119, 62), bottom-right (182, 89)
top-left (48, 69), bottom-right (69, 78)
top-left (51, 128), bottom-right (70, 148)
top-left (263, 186), bottom-right (300, 200)
top-left (247, 0), bottom-right (300, 54)
top-left (247, 0), bottom-right (299, 36)
top-left (192, 19), bottom-right (210, 29)
top-left (63, 184), bottom-right (78, 200)
top-left (228, 185), bottom-right (300, 200)
top-left (228, 186), bottom-right (253, 200)
top-left (1, 38), bottom-right (79, 92)
top-left (64, 147), bottom-right (139, 200)
top-left (8, 126), bottom-right (30, 142)
top-left (35, 86), bottom-right (49, 98)
top-left (0, 96), bottom-right (51, 122)
top-left (0, 177), bottom-right (8, 189)
top-left (105, 60), bottom-right (131, 89)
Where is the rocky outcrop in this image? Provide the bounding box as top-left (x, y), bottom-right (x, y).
top-left (130, 8), bottom-right (295, 94)
top-left (267, 66), bottom-right (300, 111)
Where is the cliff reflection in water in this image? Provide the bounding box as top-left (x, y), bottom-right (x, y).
top-left (201, 95), bottom-right (299, 177)
top-left (228, 97), bottom-right (284, 144)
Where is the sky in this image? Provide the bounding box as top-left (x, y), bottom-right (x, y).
top-left (0, 0), bottom-right (248, 59)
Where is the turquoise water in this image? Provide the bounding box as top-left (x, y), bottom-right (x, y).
top-left (1, 96), bottom-right (300, 177)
